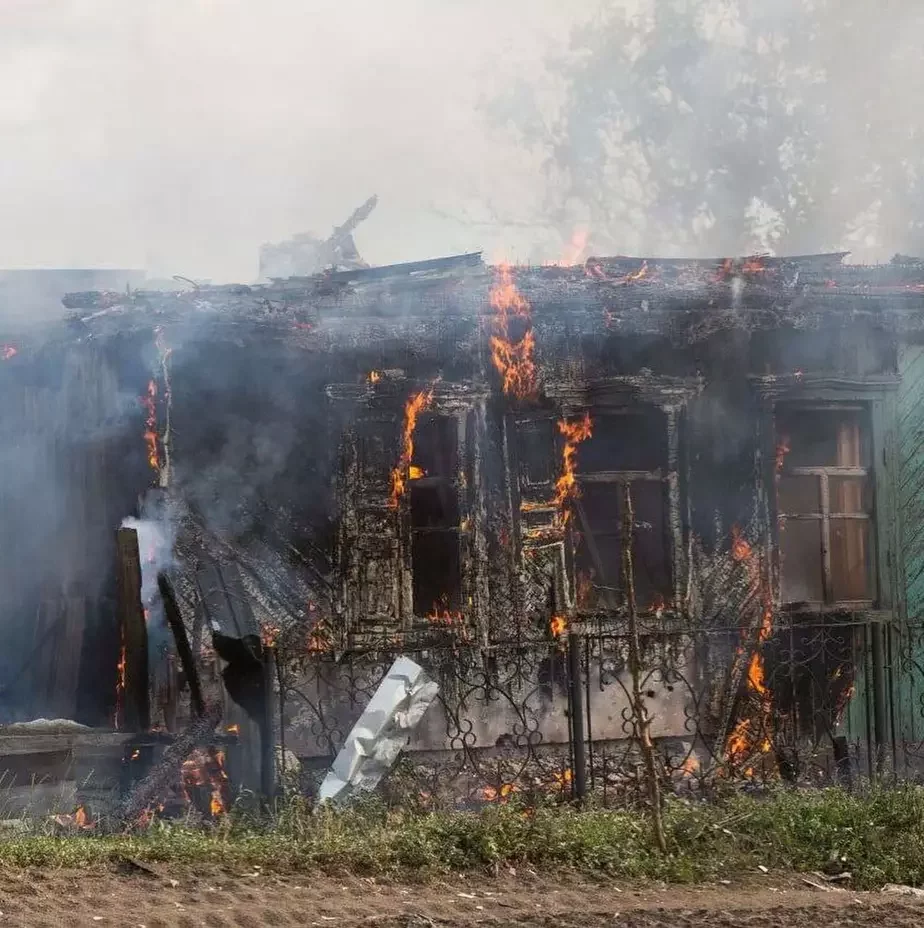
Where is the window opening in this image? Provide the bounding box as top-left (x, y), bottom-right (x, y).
top-left (573, 410), bottom-right (672, 611)
top-left (775, 405), bottom-right (874, 606)
top-left (410, 415), bottom-right (463, 615)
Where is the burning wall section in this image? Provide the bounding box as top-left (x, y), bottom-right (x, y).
top-left (1, 250), bottom-right (919, 797)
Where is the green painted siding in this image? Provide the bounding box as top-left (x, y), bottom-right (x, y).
top-left (900, 345), bottom-right (924, 621)
top-left (895, 345), bottom-right (924, 758)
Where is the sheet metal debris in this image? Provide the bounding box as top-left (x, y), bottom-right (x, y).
top-left (318, 656), bottom-right (439, 804)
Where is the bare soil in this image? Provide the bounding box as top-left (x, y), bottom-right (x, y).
top-left (0, 867), bottom-right (921, 928)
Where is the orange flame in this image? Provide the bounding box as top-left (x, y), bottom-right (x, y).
top-left (1, 344), bottom-right (17, 361)
top-left (307, 619), bottom-right (333, 653)
top-left (550, 615), bottom-right (567, 637)
top-left (114, 635), bottom-right (127, 730)
top-left (427, 606), bottom-right (463, 627)
top-left (741, 255), bottom-right (767, 275)
top-left (261, 623), bottom-right (280, 648)
top-left (552, 768), bottom-right (573, 791)
top-left (54, 805), bottom-right (95, 830)
top-left (141, 379), bottom-right (159, 475)
top-left (226, 724), bottom-right (241, 734)
top-left (553, 413), bottom-right (593, 521)
top-left (617, 261), bottom-right (649, 285)
top-left (368, 370), bottom-right (381, 384)
top-left (680, 754), bottom-right (700, 776)
top-left (716, 256), bottom-right (767, 282)
top-left (389, 388), bottom-right (434, 508)
top-left (483, 783), bottom-right (518, 802)
top-left (724, 526), bottom-right (775, 767)
top-left (426, 604), bottom-right (470, 641)
top-left (182, 748), bottom-right (229, 817)
top-left (775, 436), bottom-right (791, 474)
top-left (489, 263), bottom-right (537, 400)
top-left (134, 803), bottom-right (164, 828)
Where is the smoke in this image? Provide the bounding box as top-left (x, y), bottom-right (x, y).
top-left (122, 497), bottom-right (178, 621)
top-left (488, 0), bottom-right (924, 263)
top-left (0, 0), bottom-right (919, 321)
top-left (0, 0), bottom-right (586, 292)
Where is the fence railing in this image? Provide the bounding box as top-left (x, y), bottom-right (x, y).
top-left (269, 609), bottom-right (924, 810)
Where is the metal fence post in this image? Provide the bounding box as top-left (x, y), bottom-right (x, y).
top-left (567, 629), bottom-right (588, 803)
top-left (870, 621), bottom-right (888, 778)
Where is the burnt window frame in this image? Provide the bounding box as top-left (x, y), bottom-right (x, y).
top-left (754, 374), bottom-right (900, 619)
top-left (407, 411), bottom-right (465, 617)
top-left (400, 398), bottom-right (479, 623)
top-left (518, 378), bottom-right (696, 617)
top-left (571, 404), bottom-right (684, 613)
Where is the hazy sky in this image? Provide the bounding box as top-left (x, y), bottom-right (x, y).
top-left (0, 0), bottom-right (590, 282)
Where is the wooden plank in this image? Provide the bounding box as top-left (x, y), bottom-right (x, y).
top-left (158, 574), bottom-right (205, 717)
top-left (116, 528), bottom-right (150, 731)
top-left (0, 732), bottom-right (133, 756)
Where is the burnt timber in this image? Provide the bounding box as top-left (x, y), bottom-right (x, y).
top-left (3, 250), bottom-right (924, 784)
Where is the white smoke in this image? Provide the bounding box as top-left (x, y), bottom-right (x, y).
top-left (0, 0), bottom-right (588, 290)
top-left (121, 492), bottom-right (179, 625)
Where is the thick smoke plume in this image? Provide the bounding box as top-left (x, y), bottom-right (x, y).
top-left (0, 0), bottom-right (579, 297)
top-left (488, 0), bottom-right (924, 263)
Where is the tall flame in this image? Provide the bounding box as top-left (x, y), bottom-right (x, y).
top-left (775, 436), bottom-right (791, 475)
top-left (489, 263), bottom-right (537, 400)
top-left (389, 388), bottom-right (434, 508)
top-left (154, 328), bottom-right (173, 488)
top-left (725, 526), bottom-right (775, 768)
top-left (553, 413), bottom-right (593, 521)
top-left (114, 629), bottom-right (127, 730)
top-left (141, 379), bottom-right (159, 477)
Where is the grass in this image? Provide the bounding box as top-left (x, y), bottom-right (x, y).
top-left (5, 788), bottom-right (924, 889)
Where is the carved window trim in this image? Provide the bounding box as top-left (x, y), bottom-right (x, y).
top-left (752, 375), bottom-right (900, 618)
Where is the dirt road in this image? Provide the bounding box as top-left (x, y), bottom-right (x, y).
top-left (0, 867), bottom-right (921, 928)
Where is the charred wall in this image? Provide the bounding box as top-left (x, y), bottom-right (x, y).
top-left (0, 256), bottom-right (911, 762)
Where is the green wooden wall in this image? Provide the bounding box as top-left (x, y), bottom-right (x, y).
top-left (894, 343), bottom-right (924, 760)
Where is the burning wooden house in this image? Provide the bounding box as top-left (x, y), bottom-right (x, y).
top-left (2, 248), bottom-right (924, 809)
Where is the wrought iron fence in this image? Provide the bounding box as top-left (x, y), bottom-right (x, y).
top-left (271, 608), bottom-right (921, 810)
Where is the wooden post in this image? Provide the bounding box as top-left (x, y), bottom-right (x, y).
top-left (116, 528), bottom-right (150, 731)
top-left (261, 647), bottom-right (277, 805)
top-left (158, 573), bottom-right (205, 718)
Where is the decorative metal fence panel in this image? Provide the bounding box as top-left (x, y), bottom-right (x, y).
top-left (274, 610), bottom-right (894, 808)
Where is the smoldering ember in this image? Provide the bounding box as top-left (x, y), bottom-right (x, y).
top-left (6, 238), bottom-right (924, 823)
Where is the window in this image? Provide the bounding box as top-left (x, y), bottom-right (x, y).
top-left (410, 415), bottom-right (463, 615)
top-left (775, 405), bottom-right (875, 606)
top-left (517, 418), bottom-right (556, 488)
top-left (573, 410), bottom-right (673, 611)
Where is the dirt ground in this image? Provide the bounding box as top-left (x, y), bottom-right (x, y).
top-left (0, 866), bottom-right (922, 928)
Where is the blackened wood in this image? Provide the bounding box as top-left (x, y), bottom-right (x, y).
top-left (157, 573), bottom-right (205, 718)
top-left (261, 647), bottom-right (277, 803)
top-left (116, 529), bottom-right (150, 731)
top-left (195, 560), bottom-right (262, 667)
top-left (118, 702), bottom-right (222, 824)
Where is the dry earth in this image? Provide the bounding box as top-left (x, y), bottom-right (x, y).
top-left (0, 867), bottom-right (921, 928)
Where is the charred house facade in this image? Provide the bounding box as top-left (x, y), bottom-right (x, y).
top-left (3, 250), bottom-right (924, 798)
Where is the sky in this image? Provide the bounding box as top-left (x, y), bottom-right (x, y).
top-left (0, 0), bottom-right (591, 282)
